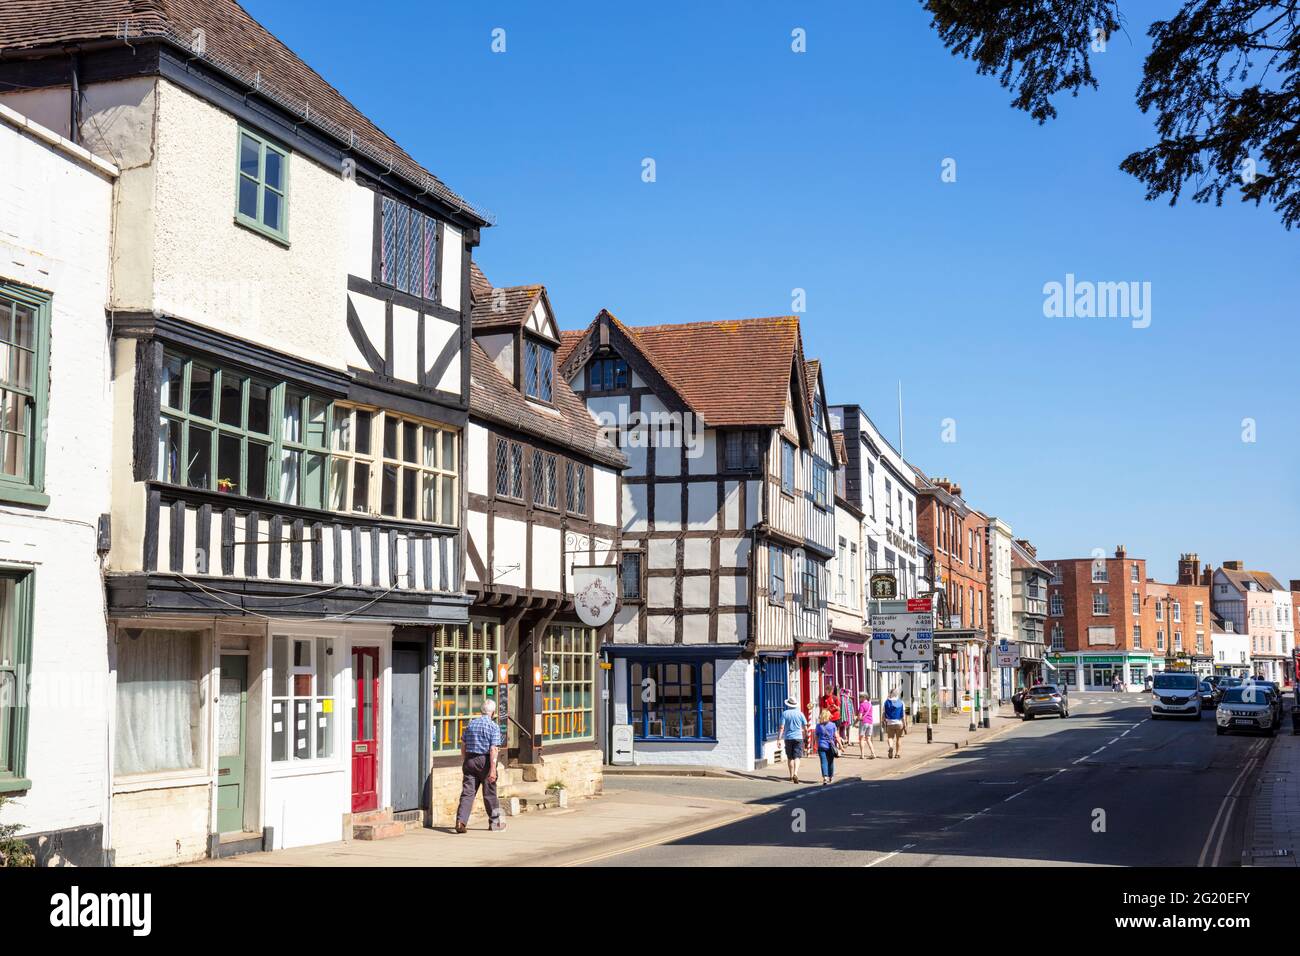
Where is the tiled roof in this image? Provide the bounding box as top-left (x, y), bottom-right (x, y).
top-left (556, 329), bottom-right (584, 368)
top-left (832, 431), bottom-right (847, 467)
top-left (469, 262), bottom-right (492, 303)
top-left (0, 0), bottom-right (486, 224)
top-left (470, 283), bottom-right (544, 331)
top-left (469, 343), bottom-right (624, 468)
top-left (1219, 567), bottom-right (1286, 594)
top-left (623, 316), bottom-right (805, 427)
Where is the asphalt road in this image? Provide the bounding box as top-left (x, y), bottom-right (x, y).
top-left (589, 692), bottom-right (1272, 867)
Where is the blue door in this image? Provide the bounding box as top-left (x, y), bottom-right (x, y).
top-left (753, 659), bottom-right (766, 760)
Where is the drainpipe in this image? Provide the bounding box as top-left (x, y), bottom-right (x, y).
top-left (69, 53), bottom-right (81, 144)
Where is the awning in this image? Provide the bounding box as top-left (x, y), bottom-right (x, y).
top-left (795, 640), bottom-right (837, 659)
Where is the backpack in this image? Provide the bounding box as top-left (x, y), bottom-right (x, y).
top-left (884, 697), bottom-right (904, 721)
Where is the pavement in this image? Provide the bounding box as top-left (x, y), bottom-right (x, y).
top-left (1239, 695), bottom-right (1300, 867)
top-left (198, 786), bottom-right (763, 868)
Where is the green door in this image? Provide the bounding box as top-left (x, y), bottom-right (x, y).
top-left (217, 655), bottom-right (248, 834)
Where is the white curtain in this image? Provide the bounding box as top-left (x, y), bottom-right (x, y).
top-left (115, 629), bottom-right (201, 775)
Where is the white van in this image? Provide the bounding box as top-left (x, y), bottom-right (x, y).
top-left (1150, 671), bottom-right (1201, 719)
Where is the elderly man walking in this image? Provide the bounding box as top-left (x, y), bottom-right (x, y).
top-left (455, 699), bottom-right (506, 833)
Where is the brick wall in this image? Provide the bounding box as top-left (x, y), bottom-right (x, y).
top-left (110, 785), bottom-right (210, 866)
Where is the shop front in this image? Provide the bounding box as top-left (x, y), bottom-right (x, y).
top-left (829, 630), bottom-right (866, 708)
top-left (1045, 652), bottom-right (1155, 691)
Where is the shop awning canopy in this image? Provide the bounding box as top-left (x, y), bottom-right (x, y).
top-left (795, 639), bottom-right (838, 659)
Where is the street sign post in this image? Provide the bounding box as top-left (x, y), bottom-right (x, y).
top-left (870, 611), bottom-right (935, 664)
top-left (995, 639), bottom-right (1020, 669)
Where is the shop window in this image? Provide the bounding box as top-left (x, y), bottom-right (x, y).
top-left (270, 635), bottom-right (336, 763)
top-left (115, 628), bottom-right (204, 776)
top-left (630, 660), bottom-right (716, 740)
top-left (431, 622), bottom-right (499, 753)
top-left (540, 625), bottom-right (596, 743)
top-left (0, 569), bottom-right (34, 791)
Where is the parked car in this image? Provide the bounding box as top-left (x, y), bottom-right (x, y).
top-left (1150, 671), bottom-right (1202, 719)
top-left (1198, 679), bottom-right (1217, 710)
top-left (1216, 686), bottom-right (1277, 736)
top-left (1246, 682), bottom-right (1283, 725)
top-left (1021, 684), bottom-right (1069, 720)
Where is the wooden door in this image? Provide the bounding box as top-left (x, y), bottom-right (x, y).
top-left (217, 655), bottom-right (248, 833)
top-left (351, 646), bottom-right (380, 813)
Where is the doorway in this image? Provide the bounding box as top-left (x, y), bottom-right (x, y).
top-left (390, 644), bottom-right (423, 813)
top-left (217, 655), bottom-right (248, 833)
top-left (351, 646), bottom-right (380, 813)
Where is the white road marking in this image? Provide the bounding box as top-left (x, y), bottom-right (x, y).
top-left (1108, 738), bottom-right (1120, 745)
top-left (1198, 739), bottom-right (1267, 868)
top-left (865, 843), bottom-right (915, 867)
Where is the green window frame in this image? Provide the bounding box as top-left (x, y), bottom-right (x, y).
top-left (0, 283), bottom-right (51, 508)
top-left (157, 351), bottom-right (331, 508)
top-left (235, 127), bottom-right (289, 244)
top-left (0, 567), bottom-right (35, 793)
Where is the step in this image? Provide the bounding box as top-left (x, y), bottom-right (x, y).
top-left (352, 821), bottom-right (405, 841)
top-left (351, 809), bottom-right (392, 826)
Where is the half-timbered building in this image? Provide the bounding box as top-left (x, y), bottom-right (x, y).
top-left (0, 0), bottom-right (487, 863)
top-left (459, 264), bottom-right (624, 821)
top-left (558, 312), bottom-right (836, 771)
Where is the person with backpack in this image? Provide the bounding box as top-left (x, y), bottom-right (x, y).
top-left (883, 687), bottom-right (907, 759)
top-left (815, 708), bottom-right (841, 784)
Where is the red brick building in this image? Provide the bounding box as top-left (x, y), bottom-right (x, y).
top-left (1143, 554), bottom-right (1213, 675)
top-left (1043, 546), bottom-right (1158, 690)
top-left (914, 473), bottom-right (988, 712)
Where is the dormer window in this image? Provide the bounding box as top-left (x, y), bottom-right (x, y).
top-left (524, 338), bottom-right (554, 403)
top-left (590, 357), bottom-right (629, 391)
top-left (380, 195), bottom-right (438, 299)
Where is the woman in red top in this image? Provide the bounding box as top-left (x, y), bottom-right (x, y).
top-left (819, 683), bottom-right (841, 723)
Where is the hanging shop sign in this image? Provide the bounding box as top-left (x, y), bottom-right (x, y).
top-left (573, 565), bottom-right (618, 626)
top-left (870, 573), bottom-right (898, 600)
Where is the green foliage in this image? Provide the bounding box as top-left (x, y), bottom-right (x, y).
top-left (924, 1), bottom-right (1300, 228)
top-left (0, 795), bottom-right (34, 867)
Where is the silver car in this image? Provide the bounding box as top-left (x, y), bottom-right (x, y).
top-left (1215, 686), bottom-right (1277, 736)
top-left (1021, 684), bottom-right (1069, 720)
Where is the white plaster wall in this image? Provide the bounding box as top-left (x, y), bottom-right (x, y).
top-left (440, 224), bottom-right (462, 310)
top-left (478, 332), bottom-right (514, 382)
top-left (624, 484), bottom-right (648, 533)
top-left (648, 538), bottom-right (676, 569)
top-left (266, 769), bottom-right (348, 850)
top-left (466, 421), bottom-right (489, 495)
top-left (687, 483), bottom-right (718, 530)
top-left (654, 482), bottom-right (681, 529)
top-left (593, 465), bottom-right (618, 527)
top-left (532, 524), bottom-right (561, 593)
top-left (465, 510), bottom-right (487, 587)
top-left (148, 80), bottom-right (349, 368)
top-left (493, 516), bottom-right (527, 589)
top-left (427, 314), bottom-right (461, 394)
top-left (344, 178), bottom-right (374, 279)
top-left (0, 108), bottom-right (116, 848)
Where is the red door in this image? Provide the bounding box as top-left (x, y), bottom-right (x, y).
top-left (351, 647), bottom-right (379, 813)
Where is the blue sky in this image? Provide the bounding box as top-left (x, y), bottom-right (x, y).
top-left (250, 0), bottom-right (1298, 583)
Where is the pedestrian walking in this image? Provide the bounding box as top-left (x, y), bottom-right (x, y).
top-left (815, 708), bottom-right (840, 784)
top-left (857, 695), bottom-right (877, 759)
top-left (820, 683), bottom-right (841, 725)
top-left (1112, 674), bottom-right (1122, 693)
top-left (839, 686), bottom-right (853, 746)
top-left (883, 687), bottom-right (907, 759)
top-left (455, 699), bottom-right (505, 833)
top-left (778, 696), bottom-right (808, 783)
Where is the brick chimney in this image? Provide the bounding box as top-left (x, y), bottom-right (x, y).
top-left (1222, 560), bottom-right (1242, 571)
top-left (1202, 566), bottom-right (1214, 586)
top-left (1015, 538), bottom-right (1036, 558)
top-left (1177, 553), bottom-right (1201, 586)
top-left (1291, 579), bottom-right (1300, 592)
top-left (933, 477), bottom-right (962, 498)
top-left (1115, 545), bottom-right (1126, 559)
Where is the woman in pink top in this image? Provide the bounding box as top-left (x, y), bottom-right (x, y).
top-left (857, 696), bottom-right (877, 759)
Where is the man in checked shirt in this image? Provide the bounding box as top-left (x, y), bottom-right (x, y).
top-left (455, 698), bottom-right (506, 833)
